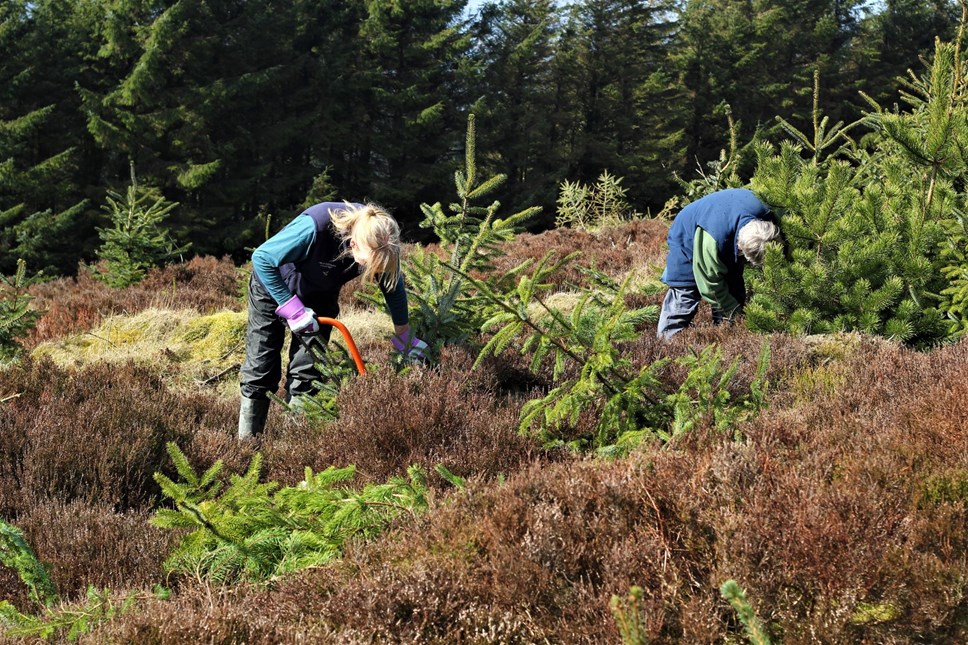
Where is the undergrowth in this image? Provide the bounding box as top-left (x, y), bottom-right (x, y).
top-left (152, 443), bottom-right (463, 584)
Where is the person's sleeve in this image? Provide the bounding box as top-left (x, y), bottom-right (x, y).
top-left (378, 273), bottom-right (409, 326)
top-left (251, 216), bottom-right (317, 306)
top-left (693, 227), bottom-right (742, 316)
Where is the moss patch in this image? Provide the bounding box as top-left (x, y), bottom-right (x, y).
top-left (32, 308), bottom-right (246, 397)
top-left (850, 602), bottom-right (900, 625)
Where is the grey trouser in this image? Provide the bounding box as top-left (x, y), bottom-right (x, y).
top-left (240, 276), bottom-right (336, 400)
top-left (656, 286), bottom-right (731, 339)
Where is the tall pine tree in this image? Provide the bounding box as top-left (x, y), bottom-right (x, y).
top-left (0, 0), bottom-right (100, 275)
top-left (81, 0), bottom-right (322, 256)
top-left (349, 0), bottom-right (472, 226)
top-left (468, 0), bottom-right (564, 220)
top-left (557, 0), bottom-right (685, 212)
top-left (671, 0), bottom-right (864, 169)
top-left (847, 0), bottom-right (959, 109)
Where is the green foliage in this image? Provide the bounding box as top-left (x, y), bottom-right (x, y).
top-left (555, 0), bottom-right (687, 208)
top-left (94, 163), bottom-right (188, 288)
top-left (0, 0), bottom-right (96, 276)
top-left (0, 0), bottom-right (957, 276)
top-left (0, 258), bottom-right (41, 362)
top-left (80, 0), bottom-right (328, 258)
top-left (0, 518), bottom-right (57, 608)
top-left (0, 586), bottom-right (139, 642)
top-left (671, 0), bottom-right (865, 171)
top-left (610, 586), bottom-right (648, 644)
top-left (775, 70), bottom-right (862, 162)
top-left (720, 580), bottom-right (771, 645)
top-left (355, 0), bottom-right (471, 207)
top-left (456, 250), bottom-right (768, 452)
top-left (459, 255), bottom-right (660, 448)
top-left (939, 215), bottom-right (968, 335)
top-left (301, 166), bottom-right (337, 209)
top-left (850, 601), bottom-right (900, 625)
top-left (471, 0), bottom-right (566, 220)
top-left (362, 114), bottom-right (540, 351)
top-left (152, 442), bottom-right (440, 583)
top-left (663, 342), bottom-right (770, 442)
top-left (918, 470), bottom-right (968, 507)
top-left (555, 170), bottom-right (640, 230)
top-left (747, 47), bottom-right (966, 346)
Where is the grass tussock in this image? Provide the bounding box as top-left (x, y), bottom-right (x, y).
top-left (26, 256), bottom-right (243, 347)
top-left (30, 300), bottom-right (416, 400)
top-left (31, 308), bottom-right (247, 398)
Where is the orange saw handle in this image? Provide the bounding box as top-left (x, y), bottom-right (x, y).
top-left (317, 317), bottom-right (366, 375)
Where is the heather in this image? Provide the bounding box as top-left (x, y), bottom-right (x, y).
top-left (3, 229), bottom-right (968, 641)
top-left (22, 256), bottom-right (243, 347)
top-left (3, 42), bottom-right (968, 645)
top-left (89, 338), bottom-right (968, 643)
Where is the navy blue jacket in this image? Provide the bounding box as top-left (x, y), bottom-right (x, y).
top-left (661, 189), bottom-right (770, 292)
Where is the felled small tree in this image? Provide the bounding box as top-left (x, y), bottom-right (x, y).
top-left (94, 161), bottom-right (189, 288)
top-left (151, 442), bottom-right (456, 584)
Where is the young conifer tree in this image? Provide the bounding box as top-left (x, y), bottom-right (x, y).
top-left (745, 48), bottom-right (965, 346)
top-left (94, 162), bottom-right (188, 288)
top-left (0, 259), bottom-right (41, 362)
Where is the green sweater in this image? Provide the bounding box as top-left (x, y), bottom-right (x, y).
top-left (694, 227), bottom-right (742, 317)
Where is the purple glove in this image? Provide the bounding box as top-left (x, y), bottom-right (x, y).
top-left (276, 294), bottom-right (320, 334)
top-left (392, 334), bottom-right (428, 362)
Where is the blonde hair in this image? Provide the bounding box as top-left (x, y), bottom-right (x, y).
top-left (331, 201), bottom-right (402, 290)
top-left (737, 219), bottom-right (782, 266)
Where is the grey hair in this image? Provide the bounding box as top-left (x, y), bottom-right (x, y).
top-left (737, 220), bottom-right (781, 266)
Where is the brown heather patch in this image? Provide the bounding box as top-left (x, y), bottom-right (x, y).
top-left (0, 357), bottom-right (235, 516)
top-left (297, 337), bottom-right (968, 641)
top-left (253, 345), bottom-right (549, 487)
top-left (715, 339), bottom-right (968, 642)
top-left (14, 501), bottom-right (174, 603)
top-left (6, 216), bottom-right (968, 643)
top-left (26, 256), bottom-right (243, 347)
top-left (81, 584), bottom-right (353, 644)
top-left (83, 337), bottom-right (968, 643)
top-left (492, 219), bottom-right (669, 290)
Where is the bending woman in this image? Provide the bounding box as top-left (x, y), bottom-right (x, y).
top-left (238, 201), bottom-right (425, 440)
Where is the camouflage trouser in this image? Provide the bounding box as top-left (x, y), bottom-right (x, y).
top-left (239, 276), bottom-right (337, 400)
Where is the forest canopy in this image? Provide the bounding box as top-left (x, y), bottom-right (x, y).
top-left (0, 0), bottom-right (960, 276)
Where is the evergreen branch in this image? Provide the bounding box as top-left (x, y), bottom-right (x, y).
top-left (720, 580), bottom-right (771, 645)
top-left (0, 519), bottom-right (58, 608)
top-left (445, 257), bottom-right (623, 393)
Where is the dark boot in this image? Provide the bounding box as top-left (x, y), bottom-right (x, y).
top-left (238, 397), bottom-right (270, 440)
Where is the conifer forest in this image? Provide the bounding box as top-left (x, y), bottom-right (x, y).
top-left (3, 0), bottom-right (968, 642)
